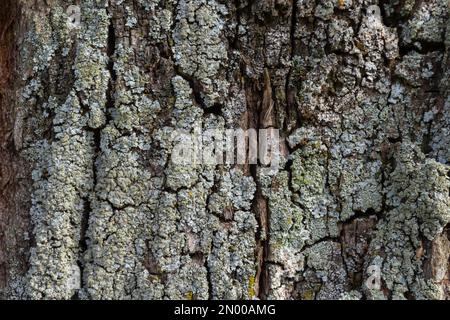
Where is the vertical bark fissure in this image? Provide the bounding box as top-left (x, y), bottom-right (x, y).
top-left (248, 77), bottom-right (270, 300)
top-left (77, 3), bottom-right (117, 296)
top-left (254, 182), bottom-right (270, 299)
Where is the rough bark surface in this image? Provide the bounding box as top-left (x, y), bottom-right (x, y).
top-left (0, 0), bottom-right (449, 300)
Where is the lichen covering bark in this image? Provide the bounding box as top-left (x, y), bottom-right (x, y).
top-left (2, 0), bottom-right (449, 300)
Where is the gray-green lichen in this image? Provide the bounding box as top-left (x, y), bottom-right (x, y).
top-left (20, 1), bottom-right (110, 299)
top-left (27, 93), bottom-right (94, 299)
top-left (172, 0), bottom-right (229, 107)
top-left (254, 0), bottom-right (450, 300)
top-left (365, 144), bottom-right (450, 300)
top-left (5, 0), bottom-right (449, 300)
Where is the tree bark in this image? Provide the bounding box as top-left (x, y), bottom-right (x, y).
top-left (0, 0), bottom-right (449, 300)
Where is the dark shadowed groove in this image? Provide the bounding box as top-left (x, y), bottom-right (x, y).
top-left (0, 0), bottom-right (30, 299)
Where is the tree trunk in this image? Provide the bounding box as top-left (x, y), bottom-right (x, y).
top-left (0, 0), bottom-right (449, 300)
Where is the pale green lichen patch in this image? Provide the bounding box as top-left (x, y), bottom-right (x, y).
top-left (22, 1), bottom-right (110, 299)
top-left (401, 0), bottom-right (449, 46)
top-left (27, 92), bottom-right (94, 299)
top-left (365, 144), bottom-right (450, 300)
top-left (172, 0), bottom-right (229, 107)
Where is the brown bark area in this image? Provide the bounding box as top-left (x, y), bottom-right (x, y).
top-left (0, 0), bottom-right (30, 298)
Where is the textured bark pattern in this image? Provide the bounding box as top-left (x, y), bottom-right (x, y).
top-left (0, 0), bottom-right (449, 300)
top-left (0, 0), bottom-right (31, 297)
